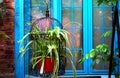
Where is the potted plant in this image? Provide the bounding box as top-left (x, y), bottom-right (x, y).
top-left (18, 23), bottom-right (76, 78)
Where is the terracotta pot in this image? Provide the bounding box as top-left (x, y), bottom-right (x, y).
top-left (38, 57), bottom-right (55, 73)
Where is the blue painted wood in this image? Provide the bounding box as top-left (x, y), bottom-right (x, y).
top-left (52, 0), bottom-right (62, 28)
top-left (118, 0), bottom-right (120, 27)
top-left (24, 0), bottom-right (31, 76)
top-left (83, 0), bottom-right (89, 74)
top-left (14, 0), bottom-right (25, 78)
top-left (117, 0), bottom-right (120, 73)
top-left (114, 32), bottom-right (119, 73)
top-left (87, 0), bottom-right (93, 74)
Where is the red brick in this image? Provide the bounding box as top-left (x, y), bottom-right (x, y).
top-left (0, 0), bottom-right (14, 75)
top-left (6, 31), bottom-right (13, 36)
top-left (6, 45), bottom-right (14, 49)
top-left (0, 51), bottom-right (5, 55)
top-left (0, 59), bottom-right (14, 64)
top-left (3, 21), bottom-right (14, 27)
top-left (5, 50), bottom-right (14, 54)
top-left (0, 68), bottom-right (14, 73)
top-left (0, 46), bottom-right (6, 50)
top-left (0, 63), bottom-right (13, 68)
top-left (0, 54), bottom-right (14, 58)
top-left (0, 19), bottom-right (3, 26)
top-left (5, 3), bottom-right (14, 9)
top-left (4, 9), bottom-right (14, 17)
top-left (4, 0), bottom-right (14, 3)
top-left (0, 40), bottom-right (6, 45)
top-left (0, 64), bottom-right (8, 68)
top-left (3, 17), bottom-right (14, 22)
top-left (6, 40), bottom-right (14, 45)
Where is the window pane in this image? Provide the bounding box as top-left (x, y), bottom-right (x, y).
top-left (93, 8), bottom-right (102, 28)
top-left (93, 30), bottom-right (102, 47)
top-left (104, 30), bottom-right (112, 48)
top-left (93, 60), bottom-right (102, 70)
top-left (62, 0), bottom-right (71, 6)
top-left (65, 50), bottom-right (83, 70)
top-left (31, 0), bottom-right (40, 6)
top-left (74, 29), bottom-right (83, 48)
top-left (31, 0), bottom-right (50, 6)
top-left (62, 0), bottom-right (83, 72)
top-left (74, 0), bottom-right (82, 6)
top-left (74, 51), bottom-right (83, 70)
top-left (74, 8), bottom-right (82, 27)
top-left (31, 8), bottom-right (41, 19)
top-left (104, 8), bottom-right (112, 27)
top-left (93, 2), bottom-right (112, 71)
top-left (62, 8), bottom-right (72, 28)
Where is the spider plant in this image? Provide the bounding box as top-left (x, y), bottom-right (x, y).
top-left (18, 23), bottom-right (76, 78)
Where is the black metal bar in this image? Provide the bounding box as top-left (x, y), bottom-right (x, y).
top-left (108, 5), bottom-right (117, 78)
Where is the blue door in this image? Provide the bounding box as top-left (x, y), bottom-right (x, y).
top-left (15, 0), bottom-right (118, 77)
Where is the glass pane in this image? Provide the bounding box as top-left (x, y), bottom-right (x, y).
top-left (62, 0), bottom-right (71, 6)
top-left (74, 51), bottom-right (83, 70)
top-left (31, 0), bottom-right (50, 6)
top-left (65, 53), bottom-right (72, 70)
top-left (31, 8), bottom-right (41, 20)
top-left (74, 0), bottom-right (82, 6)
top-left (93, 30), bottom-right (102, 47)
top-left (66, 50), bottom-right (83, 70)
top-left (104, 8), bottom-right (112, 27)
top-left (93, 60), bottom-right (102, 70)
top-left (31, 0), bottom-right (40, 6)
top-left (74, 8), bottom-right (82, 27)
top-left (104, 61), bottom-right (109, 69)
top-left (74, 30), bottom-right (83, 48)
top-left (62, 0), bottom-right (83, 72)
top-left (104, 30), bottom-right (112, 48)
top-left (62, 8), bottom-right (72, 28)
top-left (93, 8), bottom-right (102, 28)
top-left (93, 1), bottom-right (112, 71)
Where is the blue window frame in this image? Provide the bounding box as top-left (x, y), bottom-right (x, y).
top-left (14, 0), bottom-right (120, 77)
top-left (14, 0), bottom-right (24, 78)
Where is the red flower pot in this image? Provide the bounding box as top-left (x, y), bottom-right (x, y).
top-left (38, 57), bottom-right (55, 73)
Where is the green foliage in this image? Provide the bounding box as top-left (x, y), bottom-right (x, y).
top-left (18, 23), bottom-right (76, 78)
top-left (78, 43), bottom-right (110, 65)
top-left (0, 2), bottom-right (8, 39)
top-left (0, 31), bottom-right (9, 39)
top-left (95, 0), bottom-right (118, 5)
top-left (78, 31), bottom-right (119, 74)
top-left (0, 2), bottom-right (6, 18)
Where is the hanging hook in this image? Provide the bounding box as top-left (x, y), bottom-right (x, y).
top-left (43, 0), bottom-right (49, 6)
top-left (44, 0), bottom-right (49, 17)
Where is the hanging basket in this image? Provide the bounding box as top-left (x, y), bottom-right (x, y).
top-left (30, 6), bottom-right (66, 77)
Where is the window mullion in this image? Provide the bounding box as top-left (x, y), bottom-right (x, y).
top-left (83, 0), bottom-right (89, 74)
top-left (14, 0), bottom-right (25, 78)
top-left (52, 0), bottom-right (62, 28)
top-left (87, 0), bottom-right (93, 74)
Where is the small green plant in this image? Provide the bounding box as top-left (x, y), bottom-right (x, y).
top-left (95, 0), bottom-right (118, 5)
top-left (78, 30), bottom-right (119, 77)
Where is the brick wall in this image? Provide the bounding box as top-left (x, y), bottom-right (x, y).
top-left (0, 0), bottom-right (14, 77)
